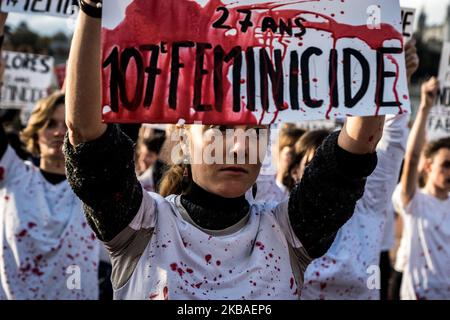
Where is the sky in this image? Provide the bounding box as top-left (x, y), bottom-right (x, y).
top-left (4, 0), bottom-right (450, 36)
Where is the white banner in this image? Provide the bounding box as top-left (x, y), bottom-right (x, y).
top-left (427, 42), bottom-right (450, 141)
top-left (0, 51), bottom-right (55, 124)
top-left (0, 0), bottom-right (78, 18)
top-left (401, 7), bottom-right (416, 40)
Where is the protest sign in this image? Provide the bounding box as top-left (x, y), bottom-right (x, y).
top-left (101, 0), bottom-right (410, 125)
top-left (0, 51), bottom-right (55, 124)
top-left (427, 108), bottom-right (450, 141)
top-left (0, 0), bottom-right (77, 18)
top-left (427, 42), bottom-right (450, 141)
top-left (401, 7), bottom-right (416, 40)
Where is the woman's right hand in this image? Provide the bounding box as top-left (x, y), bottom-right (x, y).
top-left (420, 77), bottom-right (439, 111)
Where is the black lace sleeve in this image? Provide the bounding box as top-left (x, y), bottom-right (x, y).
top-left (63, 125), bottom-right (143, 242)
top-left (288, 131), bottom-right (378, 259)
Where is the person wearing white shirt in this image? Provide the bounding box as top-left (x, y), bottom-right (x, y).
top-left (395, 77), bottom-right (450, 300)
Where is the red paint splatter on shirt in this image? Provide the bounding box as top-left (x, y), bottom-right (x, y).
top-left (28, 222), bottom-right (37, 229)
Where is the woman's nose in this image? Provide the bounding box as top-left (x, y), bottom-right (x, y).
top-left (54, 124), bottom-right (67, 137)
top-left (228, 135), bottom-right (248, 163)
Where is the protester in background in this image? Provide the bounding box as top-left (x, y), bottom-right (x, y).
top-left (63, 2), bottom-right (386, 300)
top-left (137, 133), bottom-right (168, 193)
top-left (284, 130), bottom-right (330, 191)
top-left (248, 124), bottom-right (304, 203)
top-left (275, 125), bottom-right (305, 194)
top-left (0, 91), bottom-right (100, 299)
top-left (300, 40), bottom-right (418, 300)
top-left (394, 77), bottom-right (450, 300)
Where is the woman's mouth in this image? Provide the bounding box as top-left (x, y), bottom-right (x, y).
top-left (219, 166), bottom-right (249, 175)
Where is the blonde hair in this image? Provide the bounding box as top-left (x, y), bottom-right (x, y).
top-left (20, 91), bottom-right (65, 157)
top-left (159, 124), bottom-right (193, 197)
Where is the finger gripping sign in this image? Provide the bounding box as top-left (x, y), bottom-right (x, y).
top-left (101, 0), bottom-right (410, 125)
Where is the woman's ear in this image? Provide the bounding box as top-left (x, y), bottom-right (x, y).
top-left (422, 158), bottom-right (433, 174)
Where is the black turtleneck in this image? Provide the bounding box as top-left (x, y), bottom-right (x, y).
top-left (180, 182), bottom-right (250, 230)
top-left (40, 169), bottom-right (66, 185)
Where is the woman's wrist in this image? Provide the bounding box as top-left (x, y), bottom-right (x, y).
top-left (79, 0), bottom-right (102, 19)
top-left (418, 101), bottom-right (432, 112)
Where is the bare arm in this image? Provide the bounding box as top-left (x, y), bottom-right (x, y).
top-left (64, 3), bottom-right (143, 242)
top-left (66, 2), bottom-right (106, 146)
top-left (337, 39), bottom-right (419, 155)
top-left (401, 77), bottom-right (439, 206)
top-left (339, 115), bottom-right (385, 154)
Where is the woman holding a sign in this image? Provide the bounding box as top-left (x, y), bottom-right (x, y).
top-left (393, 77), bottom-right (450, 300)
top-left (60, 1), bottom-right (394, 300)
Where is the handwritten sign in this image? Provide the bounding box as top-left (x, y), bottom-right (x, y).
top-left (401, 7), bottom-right (416, 40)
top-left (427, 108), bottom-right (450, 141)
top-left (0, 51), bottom-right (55, 124)
top-left (427, 42), bottom-right (450, 141)
top-left (101, 0), bottom-right (409, 125)
top-left (0, 0), bottom-right (78, 18)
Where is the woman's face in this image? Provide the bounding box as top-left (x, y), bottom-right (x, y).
top-left (278, 146), bottom-right (293, 175)
top-left (425, 148), bottom-right (450, 193)
top-left (295, 148), bottom-right (315, 182)
top-left (188, 125), bottom-right (268, 198)
top-left (137, 144), bottom-right (158, 173)
top-left (37, 104), bottom-right (67, 159)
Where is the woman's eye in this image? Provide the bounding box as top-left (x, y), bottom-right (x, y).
top-left (47, 120), bottom-right (57, 129)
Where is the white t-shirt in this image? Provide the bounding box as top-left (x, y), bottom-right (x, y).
top-left (0, 146), bottom-right (100, 300)
top-left (395, 188), bottom-right (450, 300)
top-left (138, 166), bottom-right (154, 193)
top-left (380, 200), bottom-right (396, 252)
top-left (246, 174), bottom-right (288, 203)
top-left (392, 183), bottom-right (411, 273)
top-left (300, 114), bottom-right (409, 300)
top-left (112, 192), bottom-right (310, 300)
